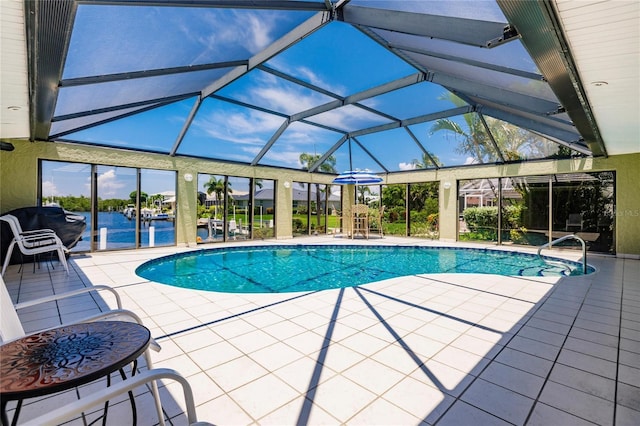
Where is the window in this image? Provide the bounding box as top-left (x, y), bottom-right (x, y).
top-left (40, 161), bottom-right (91, 253)
top-left (292, 182), bottom-right (310, 236)
top-left (40, 161), bottom-right (177, 251)
top-left (457, 172), bottom-right (615, 253)
top-left (254, 179), bottom-right (275, 239)
top-left (408, 182), bottom-right (439, 239)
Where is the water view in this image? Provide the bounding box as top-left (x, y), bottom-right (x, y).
top-left (72, 211), bottom-right (176, 252)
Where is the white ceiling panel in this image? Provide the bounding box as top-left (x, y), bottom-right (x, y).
top-left (554, 0), bottom-right (640, 155)
top-left (0, 0), bottom-right (29, 139)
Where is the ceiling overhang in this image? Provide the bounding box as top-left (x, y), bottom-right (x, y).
top-left (497, 0), bottom-right (607, 156)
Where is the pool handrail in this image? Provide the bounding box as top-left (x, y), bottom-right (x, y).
top-left (537, 234), bottom-right (587, 274)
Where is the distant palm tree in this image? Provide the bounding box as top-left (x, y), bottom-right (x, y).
top-left (203, 176), bottom-right (232, 218)
top-left (357, 185), bottom-right (371, 204)
top-left (411, 152), bottom-right (442, 169)
top-left (299, 153), bottom-right (337, 229)
top-left (148, 193), bottom-right (164, 209)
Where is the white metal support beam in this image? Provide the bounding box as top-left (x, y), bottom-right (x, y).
top-left (340, 5), bottom-right (514, 48)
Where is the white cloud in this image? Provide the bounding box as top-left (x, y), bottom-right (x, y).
top-left (296, 66), bottom-right (346, 95)
top-left (241, 12), bottom-right (272, 52)
top-left (307, 104), bottom-right (383, 131)
top-left (264, 149), bottom-right (306, 167)
top-left (183, 10), bottom-right (281, 64)
top-left (398, 162), bottom-right (417, 171)
top-left (97, 168), bottom-right (128, 198)
top-left (194, 108), bottom-right (284, 145)
top-left (267, 57), bottom-right (347, 95)
top-left (252, 85), bottom-right (322, 115)
top-left (42, 180), bottom-right (59, 197)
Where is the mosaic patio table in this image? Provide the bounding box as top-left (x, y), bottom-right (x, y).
top-left (0, 321), bottom-right (150, 426)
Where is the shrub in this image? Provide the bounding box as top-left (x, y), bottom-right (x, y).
top-left (253, 228), bottom-right (274, 239)
top-left (388, 206), bottom-right (405, 223)
top-left (292, 218), bottom-right (304, 232)
top-left (502, 204), bottom-right (525, 229)
top-left (459, 229), bottom-right (498, 241)
top-left (509, 227), bottom-right (528, 244)
top-left (410, 210), bottom-right (429, 223)
top-left (463, 207), bottom-right (497, 232)
top-left (427, 213), bottom-right (439, 231)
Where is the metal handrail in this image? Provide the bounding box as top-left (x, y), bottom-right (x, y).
top-left (537, 234), bottom-right (587, 274)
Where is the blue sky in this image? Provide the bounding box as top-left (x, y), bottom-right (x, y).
top-left (47, 2), bottom-right (553, 199)
top-left (58, 5), bottom-right (480, 171)
top-left (42, 162), bottom-right (178, 201)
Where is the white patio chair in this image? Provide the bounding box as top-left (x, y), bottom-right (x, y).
top-left (0, 276), bottom-right (166, 425)
top-left (0, 213), bottom-right (68, 276)
top-left (228, 219), bottom-right (238, 240)
top-left (21, 368), bottom-right (213, 426)
top-left (565, 213), bottom-right (584, 231)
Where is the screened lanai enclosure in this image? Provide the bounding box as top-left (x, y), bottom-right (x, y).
top-left (30, 0), bottom-right (604, 170)
top-left (19, 0), bottom-right (620, 254)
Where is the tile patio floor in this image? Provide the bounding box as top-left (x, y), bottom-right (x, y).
top-left (2, 237), bottom-right (639, 425)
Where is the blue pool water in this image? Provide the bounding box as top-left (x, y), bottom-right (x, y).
top-left (136, 245), bottom-right (594, 294)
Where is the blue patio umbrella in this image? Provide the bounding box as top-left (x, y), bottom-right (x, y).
top-left (332, 170), bottom-right (383, 185)
top-left (332, 170), bottom-right (383, 204)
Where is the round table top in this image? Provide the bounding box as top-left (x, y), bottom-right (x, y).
top-left (0, 321), bottom-right (150, 400)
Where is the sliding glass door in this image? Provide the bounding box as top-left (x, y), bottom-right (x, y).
top-left (40, 160), bottom-right (177, 252)
top-left (457, 172), bottom-right (615, 253)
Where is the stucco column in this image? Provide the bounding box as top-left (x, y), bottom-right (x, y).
top-left (276, 180), bottom-right (293, 239)
top-left (439, 179), bottom-right (458, 242)
top-left (175, 170), bottom-right (198, 246)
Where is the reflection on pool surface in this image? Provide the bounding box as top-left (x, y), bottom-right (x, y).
top-left (136, 245), bottom-right (594, 293)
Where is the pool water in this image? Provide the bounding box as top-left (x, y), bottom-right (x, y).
top-left (136, 245), bottom-right (594, 294)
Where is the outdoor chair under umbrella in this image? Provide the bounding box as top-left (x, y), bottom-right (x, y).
top-left (332, 170), bottom-right (383, 239)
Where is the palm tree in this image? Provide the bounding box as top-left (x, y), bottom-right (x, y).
top-left (148, 193), bottom-right (164, 210)
top-left (299, 153), bottom-right (337, 230)
top-left (356, 185), bottom-right (371, 204)
top-left (203, 176), bottom-right (232, 219)
top-left (430, 93), bottom-right (493, 164)
top-left (431, 92), bottom-right (555, 163)
top-left (411, 152), bottom-right (442, 169)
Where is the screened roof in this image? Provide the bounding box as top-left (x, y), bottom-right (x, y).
top-left (24, 0), bottom-right (613, 175)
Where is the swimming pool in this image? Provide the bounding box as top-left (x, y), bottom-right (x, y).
top-left (136, 245), bottom-right (594, 293)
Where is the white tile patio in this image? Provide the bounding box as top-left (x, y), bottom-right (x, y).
top-left (2, 236), bottom-right (639, 425)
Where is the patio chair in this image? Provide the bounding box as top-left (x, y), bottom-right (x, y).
top-left (0, 276), bottom-right (165, 425)
top-left (369, 205), bottom-right (385, 237)
top-left (0, 213), bottom-right (68, 276)
top-left (229, 219), bottom-right (238, 240)
top-left (351, 204), bottom-right (369, 239)
top-left (565, 213), bottom-right (584, 231)
top-left (21, 368), bottom-right (213, 426)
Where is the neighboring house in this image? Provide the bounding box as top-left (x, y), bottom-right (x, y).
top-left (233, 188), bottom-right (341, 213)
top-left (458, 178), bottom-right (522, 209)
